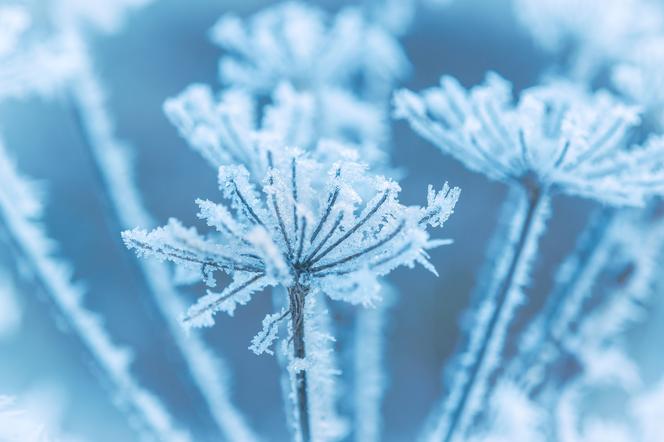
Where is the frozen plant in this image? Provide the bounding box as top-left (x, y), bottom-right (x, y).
top-left (68, 57), bottom-right (258, 441)
top-left (210, 1), bottom-right (408, 101)
top-left (0, 139), bottom-right (189, 441)
top-left (123, 145), bottom-right (460, 441)
top-left (352, 286), bottom-right (395, 442)
top-left (164, 82), bottom-right (390, 176)
top-left (395, 73), bottom-right (664, 442)
top-left (513, 0), bottom-right (664, 81)
top-left (521, 206), bottom-right (664, 400)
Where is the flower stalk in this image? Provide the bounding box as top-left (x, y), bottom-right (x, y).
top-left (289, 281), bottom-right (312, 442)
top-left (431, 184), bottom-right (550, 442)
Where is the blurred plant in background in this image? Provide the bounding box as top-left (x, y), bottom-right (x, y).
top-left (2, 0), bottom-right (664, 441)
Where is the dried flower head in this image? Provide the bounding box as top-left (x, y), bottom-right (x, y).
top-left (395, 72), bottom-right (664, 206)
top-left (209, 1), bottom-right (408, 96)
top-left (123, 146), bottom-right (459, 353)
top-left (164, 82), bottom-right (390, 176)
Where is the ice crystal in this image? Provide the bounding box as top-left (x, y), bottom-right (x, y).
top-left (123, 146), bottom-right (459, 338)
top-left (0, 139), bottom-right (190, 442)
top-left (209, 1), bottom-right (408, 98)
top-left (395, 73), bottom-right (664, 206)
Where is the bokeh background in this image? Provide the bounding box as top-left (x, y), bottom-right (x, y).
top-left (1, 0), bottom-right (662, 440)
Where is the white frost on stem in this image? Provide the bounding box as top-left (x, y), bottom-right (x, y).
top-left (0, 139), bottom-right (189, 442)
top-left (423, 189), bottom-right (551, 442)
top-left (67, 45), bottom-right (258, 442)
top-left (352, 284), bottom-right (395, 442)
top-left (285, 294), bottom-right (348, 442)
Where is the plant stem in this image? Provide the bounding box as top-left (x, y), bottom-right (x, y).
top-left (65, 50), bottom-right (257, 441)
top-left (289, 282), bottom-right (311, 442)
top-left (513, 208), bottom-right (615, 396)
top-left (441, 186), bottom-right (549, 442)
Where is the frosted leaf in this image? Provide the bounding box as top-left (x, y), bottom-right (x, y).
top-left (125, 147), bottom-right (459, 341)
top-left (396, 73), bottom-right (664, 206)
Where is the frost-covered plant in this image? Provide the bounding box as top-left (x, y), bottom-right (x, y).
top-left (210, 1), bottom-right (408, 100)
top-left (164, 82), bottom-right (390, 173)
top-left (395, 72), bottom-right (664, 442)
top-left (4, 1), bottom-right (262, 439)
top-left (0, 139), bottom-right (189, 442)
top-left (513, 0), bottom-right (664, 80)
top-left (164, 32), bottom-right (401, 439)
top-left (123, 145), bottom-right (459, 441)
top-left (514, 206), bottom-right (664, 400)
top-left (0, 271), bottom-right (22, 339)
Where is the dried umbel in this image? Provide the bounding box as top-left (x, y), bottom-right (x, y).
top-left (164, 82), bottom-right (390, 175)
top-left (123, 145), bottom-right (459, 442)
top-left (397, 72), bottom-right (664, 442)
top-left (395, 73), bottom-right (664, 206)
top-left (123, 147), bottom-right (459, 337)
top-left (210, 1), bottom-right (408, 96)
